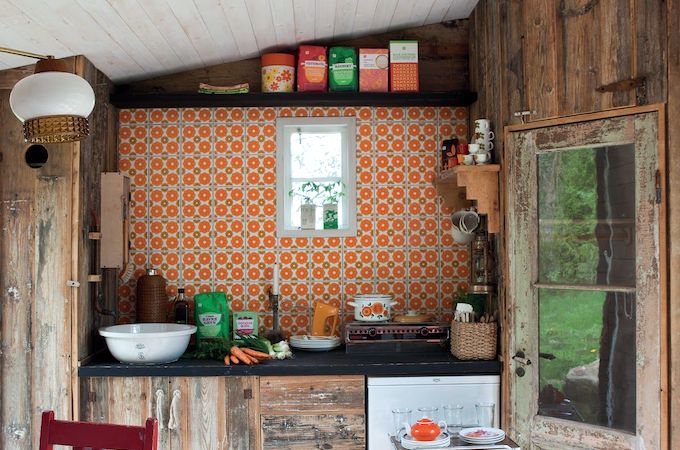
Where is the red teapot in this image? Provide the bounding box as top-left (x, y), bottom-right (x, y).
top-left (402, 417), bottom-right (447, 441)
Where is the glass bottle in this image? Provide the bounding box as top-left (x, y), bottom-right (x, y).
top-left (174, 288), bottom-right (188, 324)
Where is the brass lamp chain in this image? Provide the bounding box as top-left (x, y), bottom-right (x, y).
top-left (0, 46), bottom-right (53, 60)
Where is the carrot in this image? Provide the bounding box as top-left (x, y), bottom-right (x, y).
top-left (230, 354), bottom-right (239, 364)
top-left (242, 348), bottom-right (272, 360)
top-left (248, 354), bottom-right (260, 364)
top-left (230, 346), bottom-right (252, 365)
top-left (224, 355), bottom-right (231, 365)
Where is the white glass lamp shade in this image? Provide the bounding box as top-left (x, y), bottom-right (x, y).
top-left (9, 71), bottom-right (95, 143)
top-left (10, 71), bottom-right (95, 121)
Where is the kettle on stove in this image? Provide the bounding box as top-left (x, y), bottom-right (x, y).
top-left (311, 300), bottom-right (339, 336)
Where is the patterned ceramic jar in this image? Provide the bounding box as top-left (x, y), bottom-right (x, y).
top-left (261, 53), bottom-right (295, 93)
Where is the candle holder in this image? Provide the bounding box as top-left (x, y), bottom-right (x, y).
top-left (265, 288), bottom-right (284, 343)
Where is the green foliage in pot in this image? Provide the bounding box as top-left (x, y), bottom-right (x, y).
top-left (288, 181), bottom-right (345, 206)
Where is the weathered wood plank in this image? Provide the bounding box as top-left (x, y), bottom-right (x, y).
top-left (523, 0), bottom-right (559, 120)
top-left (0, 200), bottom-right (34, 449)
top-left (121, 22), bottom-right (469, 94)
top-left (667, 2), bottom-right (680, 448)
top-left (74, 55), bottom-right (118, 365)
top-left (261, 414), bottom-right (365, 450)
top-left (171, 377), bottom-right (226, 450)
top-left (634, 0), bottom-right (667, 104)
top-left (225, 376), bottom-right (260, 450)
top-left (259, 375), bottom-right (365, 414)
top-left (499, 0), bottom-right (526, 127)
top-left (31, 158), bottom-right (74, 448)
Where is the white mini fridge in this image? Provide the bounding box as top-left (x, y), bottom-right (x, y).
top-left (367, 375), bottom-right (501, 449)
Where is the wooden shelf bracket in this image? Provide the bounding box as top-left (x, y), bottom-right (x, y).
top-left (434, 165), bottom-right (500, 233)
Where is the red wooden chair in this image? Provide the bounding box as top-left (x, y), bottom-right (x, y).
top-left (39, 410), bottom-right (158, 450)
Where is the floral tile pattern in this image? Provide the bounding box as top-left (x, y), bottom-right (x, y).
top-left (118, 106), bottom-right (470, 333)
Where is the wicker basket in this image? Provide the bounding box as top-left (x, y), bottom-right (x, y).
top-left (450, 320), bottom-right (497, 360)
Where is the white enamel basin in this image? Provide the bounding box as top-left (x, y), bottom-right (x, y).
top-left (99, 323), bottom-right (196, 365)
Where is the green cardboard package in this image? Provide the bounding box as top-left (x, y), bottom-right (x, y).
top-left (194, 292), bottom-right (230, 349)
top-left (329, 47), bottom-right (358, 92)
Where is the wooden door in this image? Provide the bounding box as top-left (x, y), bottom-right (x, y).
top-left (168, 376), bottom-right (260, 450)
top-left (505, 108), bottom-right (666, 449)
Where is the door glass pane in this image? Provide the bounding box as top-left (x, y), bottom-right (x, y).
top-left (538, 145), bottom-right (636, 286)
top-left (539, 288), bottom-right (636, 433)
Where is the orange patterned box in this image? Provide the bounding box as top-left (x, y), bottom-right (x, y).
top-left (389, 41), bottom-right (419, 92)
top-left (359, 48), bottom-right (389, 92)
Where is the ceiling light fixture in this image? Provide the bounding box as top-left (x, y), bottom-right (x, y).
top-left (0, 47), bottom-right (95, 144)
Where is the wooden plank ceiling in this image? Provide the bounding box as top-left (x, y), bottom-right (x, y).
top-left (0, 0), bottom-right (478, 82)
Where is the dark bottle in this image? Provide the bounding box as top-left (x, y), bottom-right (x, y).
top-left (174, 288), bottom-right (188, 324)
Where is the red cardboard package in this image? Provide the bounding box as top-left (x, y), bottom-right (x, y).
top-left (297, 45), bottom-right (328, 92)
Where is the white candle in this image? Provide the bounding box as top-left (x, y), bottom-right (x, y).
top-left (272, 263), bottom-right (279, 295)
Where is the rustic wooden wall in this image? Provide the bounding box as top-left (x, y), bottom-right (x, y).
top-left (0, 57), bottom-right (77, 449)
top-left (0, 56), bottom-right (116, 447)
top-left (468, 0), bottom-right (676, 446)
top-left (75, 56), bottom-right (119, 364)
top-left (119, 22), bottom-right (469, 94)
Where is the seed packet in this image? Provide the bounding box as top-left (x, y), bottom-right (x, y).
top-left (194, 292), bottom-right (230, 349)
top-left (389, 40), bottom-right (419, 92)
top-left (233, 311), bottom-right (259, 340)
top-left (329, 47), bottom-right (358, 92)
top-left (359, 48), bottom-right (389, 92)
top-left (297, 45), bottom-right (328, 92)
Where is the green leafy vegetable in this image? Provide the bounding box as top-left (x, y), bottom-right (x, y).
top-left (182, 340), bottom-right (232, 360)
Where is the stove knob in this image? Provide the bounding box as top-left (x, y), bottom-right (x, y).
top-left (368, 327), bottom-right (377, 337)
top-left (419, 327), bottom-right (429, 337)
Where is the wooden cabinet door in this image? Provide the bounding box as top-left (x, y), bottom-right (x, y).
top-left (80, 377), bottom-right (172, 449)
top-left (168, 376), bottom-right (259, 450)
top-left (259, 375), bottom-right (365, 449)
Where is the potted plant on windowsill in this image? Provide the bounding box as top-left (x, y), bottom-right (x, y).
top-left (320, 182), bottom-right (344, 230)
top-left (289, 181), bottom-right (344, 230)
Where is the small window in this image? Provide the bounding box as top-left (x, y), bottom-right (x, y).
top-left (276, 117), bottom-right (356, 237)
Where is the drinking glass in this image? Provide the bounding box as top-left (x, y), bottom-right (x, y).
top-left (417, 406), bottom-right (439, 421)
top-left (442, 404), bottom-right (464, 433)
top-left (475, 402), bottom-right (495, 427)
top-left (391, 408), bottom-right (412, 437)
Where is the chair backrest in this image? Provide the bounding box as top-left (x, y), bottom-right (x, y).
top-left (39, 410), bottom-right (158, 450)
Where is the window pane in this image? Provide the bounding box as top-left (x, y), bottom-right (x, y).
top-left (538, 145), bottom-right (635, 286)
top-left (290, 132), bottom-right (342, 178)
top-left (538, 288), bottom-right (636, 433)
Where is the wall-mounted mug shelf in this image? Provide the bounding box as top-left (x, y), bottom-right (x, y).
top-left (433, 164), bottom-right (500, 233)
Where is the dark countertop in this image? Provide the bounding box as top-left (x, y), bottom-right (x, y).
top-left (79, 347), bottom-right (501, 377)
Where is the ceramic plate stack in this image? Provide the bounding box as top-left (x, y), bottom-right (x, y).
top-left (458, 427), bottom-right (505, 445)
top-left (289, 335), bottom-right (341, 351)
top-left (399, 431), bottom-right (451, 449)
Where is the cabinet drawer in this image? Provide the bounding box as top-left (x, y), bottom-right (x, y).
top-left (261, 414), bottom-right (365, 449)
top-left (259, 375), bottom-right (364, 413)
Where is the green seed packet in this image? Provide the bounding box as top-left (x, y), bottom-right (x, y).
top-left (329, 47), bottom-right (358, 92)
top-left (194, 292), bottom-right (230, 349)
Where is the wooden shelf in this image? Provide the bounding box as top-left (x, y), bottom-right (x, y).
top-left (434, 164), bottom-right (501, 233)
top-left (109, 91), bottom-right (477, 109)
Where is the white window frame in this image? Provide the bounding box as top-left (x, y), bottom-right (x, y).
top-left (276, 117), bottom-right (357, 237)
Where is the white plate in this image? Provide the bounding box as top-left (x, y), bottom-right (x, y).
top-left (400, 431), bottom-right (450, 449)
top-left (290, 336), bottom-right (342, 352)
top-left (458, 427), bottom-right (505, 444)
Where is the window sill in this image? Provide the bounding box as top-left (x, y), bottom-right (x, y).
top-left (277, 227), bottom-right (357, 238)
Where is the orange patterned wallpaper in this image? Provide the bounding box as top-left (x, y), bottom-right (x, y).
top-left (118, 106), bottom-right (470, 334)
